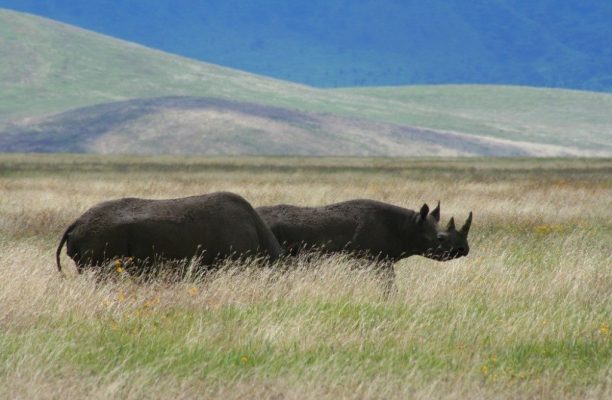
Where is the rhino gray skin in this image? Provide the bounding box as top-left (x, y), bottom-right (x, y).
top-left (56, 192), bottom-right (283, 274)
top-left (257, 200), bottom-right (472, 286)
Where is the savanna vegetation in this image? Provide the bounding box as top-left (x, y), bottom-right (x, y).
top-left (1, 154), bottom-right (610, 399)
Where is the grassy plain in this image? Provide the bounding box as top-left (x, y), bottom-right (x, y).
top-left (0, 154), bottom-right (611, 399)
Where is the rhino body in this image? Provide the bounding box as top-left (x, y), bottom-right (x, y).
top-left (257, 199), bottom-right (471, 263)
top-left (56, 192), bottom-right (283, 273)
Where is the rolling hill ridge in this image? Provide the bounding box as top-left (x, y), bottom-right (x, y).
top-left (2, 96), bottom-right (592, 157)
top-left (1, 0), bottom-right (611, 91)
top-left (1, 8), bottom-right (611, 156)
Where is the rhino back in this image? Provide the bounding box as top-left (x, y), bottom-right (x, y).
top-left (258, 199), bottom-right (411, 257)
top-left (68, 192), bottom-right (272, 265)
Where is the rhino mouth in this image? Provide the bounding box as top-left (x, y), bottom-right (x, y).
top-left (451, 246), bottom-right (469, 258)
top-left (427, 247), bottom-right (469, 261)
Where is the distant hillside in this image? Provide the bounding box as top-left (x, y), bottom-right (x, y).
top-left (1, 0), bottom-right (611, 91)
top-left (0, 9), bottom-right (323, 121)
top-left (1, 9), bottom-right (611, 157)
top-left (3, 96), bottom-right (592, 157)
top-left (337, 85), bottom-right (612, 154)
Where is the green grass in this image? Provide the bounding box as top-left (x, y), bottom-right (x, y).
top-left (3, 304), bottom-right (607, 384)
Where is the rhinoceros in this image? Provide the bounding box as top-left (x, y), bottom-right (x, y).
top-left (56, 192), bottom-right (283, 274)
top-left (257, 200), bottom-right (472, 289)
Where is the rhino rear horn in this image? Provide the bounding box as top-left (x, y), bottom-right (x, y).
top-left (460, 212), bottom-right (473, 235)
top-left (419, 203), bottom-right (429, 223)
top-left (447, 217), bottom-right (456, 231)
top-left (430, 201), bottom-right (440, 222)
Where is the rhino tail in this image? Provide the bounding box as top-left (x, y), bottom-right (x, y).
top-left (56, 222), bottom-right (76, 274)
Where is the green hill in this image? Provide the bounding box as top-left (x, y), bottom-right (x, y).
top-left (0, 9), bottom-right (318, 121)
top-left (1, 8), bottom-right (611, 156)
top-left (337, 85), bottom-right (612, 153)
top-left (3, 0), bottom-right (612, 90)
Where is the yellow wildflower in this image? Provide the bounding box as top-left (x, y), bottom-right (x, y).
top-left (533, 224), bottom-right (564, 235)
top-left (481, 364), bottom-right (489, 376)
top-left (110, 320), bottom-right (119, 331)
top-left (240, 355), bottom-right (249, 364)
top-left (115, 260), bottom-right (124, 273)
top-left (189, 287), bottom-right (198, 296)
top-left (143, 296), bottom-right (160, 308)
top-left (600, 323), bottom-right (610, 336)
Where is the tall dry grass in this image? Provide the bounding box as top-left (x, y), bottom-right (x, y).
top-left (0, 155), bottom-right (610, 399)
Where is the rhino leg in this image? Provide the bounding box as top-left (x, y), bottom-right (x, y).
top-left (376, 261), bottom-right (397, 299)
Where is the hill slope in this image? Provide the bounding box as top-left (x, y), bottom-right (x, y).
top-left (337, 85), bottom-right (612, 153)
top-left (0, 8), bottom-right (317, 121)
top-left (1, 9), bottom-right (611, 156)
top-left (1, 0), bottom-right (611, 91)
top-left (2, 96), bottom-right (590, 157)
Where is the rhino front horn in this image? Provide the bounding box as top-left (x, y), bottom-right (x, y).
top-left (460, 212), bottom-right (472, 235)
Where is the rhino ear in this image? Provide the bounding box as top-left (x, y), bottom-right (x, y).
top-left (447, 217), bottom-right (456, 231)
top-left (460, 212), bottom-right (472, 235)
top-left (419, 203), bottom-right (429, 223)
top-left (430, 201), bottom-right (440, 222)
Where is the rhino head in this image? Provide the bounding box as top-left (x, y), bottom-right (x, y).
top-left (413, 202), bottom-right (472, 261)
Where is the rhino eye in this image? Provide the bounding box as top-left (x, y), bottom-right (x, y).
top-left (437, 235), bottom-right (446, 242)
